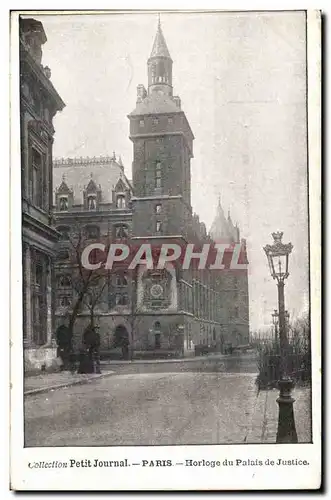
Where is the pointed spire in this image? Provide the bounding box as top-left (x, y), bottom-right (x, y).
top-left (150, 15), bottom-right (171, 59)
top-left (118, 155), bottom-right (123, 167)
top-left (112, 151), bottom-right (116, 161)
top-left (62, 173), bottom-right (66, 182)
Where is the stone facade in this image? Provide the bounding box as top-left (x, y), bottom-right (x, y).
top-left (52, 20), bottom-right (249, 358)
top-left (20, 18), bottom-right (65, 371)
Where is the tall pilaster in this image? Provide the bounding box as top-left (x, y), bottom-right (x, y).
top-left (24, 244), bottom-right (32, 345)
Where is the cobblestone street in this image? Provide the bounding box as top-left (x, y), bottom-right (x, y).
top-left (24, 354), bottom-right (312, 447)
top-left (25, 371), bottom-right (259, 446)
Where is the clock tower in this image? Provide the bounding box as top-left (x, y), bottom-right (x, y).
top-left (128, 18), bottom-right (195, 352)
top-left (128, 18), bottom-right (194, 239)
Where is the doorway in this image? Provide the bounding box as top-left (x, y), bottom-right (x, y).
top-left (114, 325), bottom-right (130, 359)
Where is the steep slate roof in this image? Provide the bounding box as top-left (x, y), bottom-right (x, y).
top-left (53, 156), bottom-right (131, 205)
top-left (149, 20), bottom-right (172, 59)
top-left (129, 93), bottom-right (181, 116)
top-left (57, 176), bottom-right (72, 194)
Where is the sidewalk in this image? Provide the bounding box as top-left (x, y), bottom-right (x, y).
top-left (24, 370), bottom-right (115, 396)
top-left (246, 385), bottom-right (312, 443)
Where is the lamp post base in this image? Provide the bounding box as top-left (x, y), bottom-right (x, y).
top-left (276, 378), bottom-right (298, 443)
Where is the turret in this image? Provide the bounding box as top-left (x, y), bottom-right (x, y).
top-left (147, 16), bottom-right (173, 97)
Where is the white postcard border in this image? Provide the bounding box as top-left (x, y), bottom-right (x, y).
top-left (9, 9), bottom-right (321, 491)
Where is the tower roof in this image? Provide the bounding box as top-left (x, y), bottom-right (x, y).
top-left (149, 17), bottom-right (171, 59)
top-left (209, 197), bottom-right (239, 243)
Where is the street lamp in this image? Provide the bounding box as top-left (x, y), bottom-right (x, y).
top-left (271, 309), bottom-right (279, 343)
top-left (285, 310), bottom-right (290, 334)
top-left (264, 231), bottom-right (298, 443)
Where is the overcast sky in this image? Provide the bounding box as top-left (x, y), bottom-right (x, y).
top-left (33, 11), bottom-right (309, 331)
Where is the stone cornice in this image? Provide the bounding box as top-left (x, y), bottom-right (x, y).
top-left (22, 211), bottom-right (59, 241)
top-left (20, 42), bottom-right (65, 112)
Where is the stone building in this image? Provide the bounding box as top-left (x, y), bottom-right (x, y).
top-left (53, 20), bottom-right (249, 357)
top-left (20, 18), bottom-right (65, 371)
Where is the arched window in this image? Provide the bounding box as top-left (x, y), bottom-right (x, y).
top-left (116, 194), bottom-right (126, 209)
top-left (155, 161), bottom-right (162, 189)
top-left (156, 221), bottom-right (162, 233)
top-left (154, 322), bottom-right (161, 349)
top-left (151, 63), bottom-right (156, 83)
top-left (116, 273), bottom-right (128, 287)
top-left (87, 195), bottom-right (97, 211)
top-left (59, 196), bottom-right (68, 212)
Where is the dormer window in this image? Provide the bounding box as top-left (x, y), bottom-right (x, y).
top-left (153, 118), bottom-right (159, 125)
top-left (59, 196), bottom-right (68, 212)
top-left (116, 194), bottom-right (126, 209)
top-left (139, 119), bottom-right (145, 127)
top-left (87, 195), bottom-right (96, 211)
top-left (84, 176), bottom-right (100, 211)
top-left (168, 117), bottom-right (173, 124)
top-left (56, 175), bottom-right (73, 212)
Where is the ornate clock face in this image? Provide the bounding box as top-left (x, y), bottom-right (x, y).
top-left (150, 283), bottom-right (164, 299)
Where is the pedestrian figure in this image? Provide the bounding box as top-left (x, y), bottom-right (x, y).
top-left (82, 324), bottom-right (101, 373)
top-left (77, 343), bottom-right (93, 374)
top-left (121, 343), bottom-right (129, 360)
top-left (55, 323), bottom-right (72, 371)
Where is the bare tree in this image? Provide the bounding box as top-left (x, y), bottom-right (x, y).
top-left (83, 276), bottom-right (107, 328)
top-left (57, 224), bottom-right (107, 343)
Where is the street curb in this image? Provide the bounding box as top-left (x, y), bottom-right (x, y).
top-left (24, 371), bottom-right (115, 397)
top-left (100, 354), bottom-right (231, 366)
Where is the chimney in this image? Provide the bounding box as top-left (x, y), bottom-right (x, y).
top-left (173, 96), bottom-right (181, 109)
top-left (20, 18), bottom-right (47, 65)
top-left (137, 84), bottom-right (147, 103)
